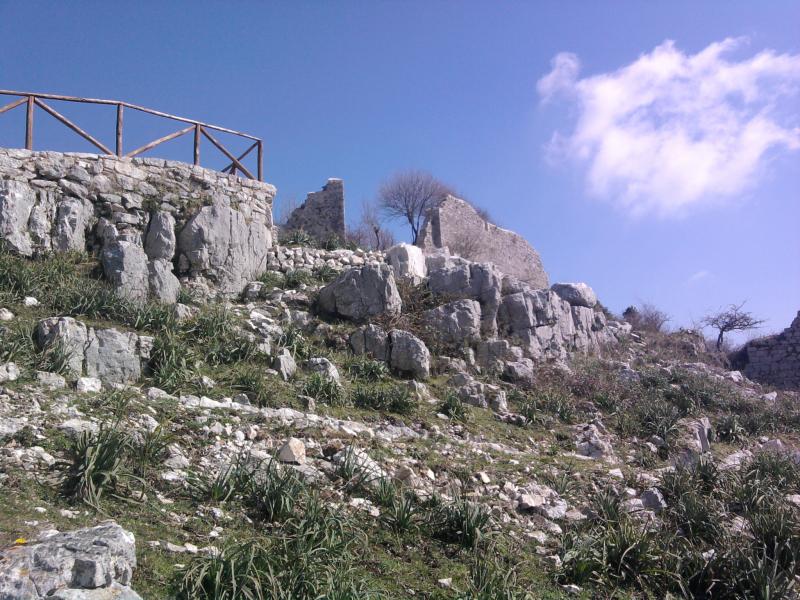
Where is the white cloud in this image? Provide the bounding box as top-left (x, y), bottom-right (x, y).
top-left (538, 39), bottom-right (800, 217)
top-left (686, 270), bottom-right (710, 284)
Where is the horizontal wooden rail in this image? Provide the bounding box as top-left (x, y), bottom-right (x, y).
top-left (0, 89), bottom-right (264, 181)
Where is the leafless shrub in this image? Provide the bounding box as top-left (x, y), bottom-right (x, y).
top-left (378, 170), bottom-right (452, 244)
top-left (702, 301), bottom-right (765, 351)
top-left (623, 303), bottom-right (671, 333)
top-left (274, 196), bottom-right (300, 227)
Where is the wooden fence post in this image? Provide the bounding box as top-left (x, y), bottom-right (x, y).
top-left (116, 104), bottom-right (123, 156)
top-left (193, 124), bottom-right (200, 165)
top-left (25, 96), bottom-right (34, 150)
top-left (258, 141), bottom-right (263, 181)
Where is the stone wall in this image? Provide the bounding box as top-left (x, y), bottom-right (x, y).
top-left (417, 195), bottom-right (549, 289)
top-left (265, 245), bottom-right (384, 274)
top-left (741, 311), bottom-right (800, 389)
top-left (0, 148), bottom-right (275, 300)
top-left (283, 178), bottom-right (345, 244)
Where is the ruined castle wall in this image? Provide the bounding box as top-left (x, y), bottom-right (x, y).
top-left (743, 312), bottom-right (800, 390)
top-left (0, 148), bottom-right (275, 300)
top-left (417, 196), bottom-right (549, 289)
top-left (283, 178), bottom-right (345, 244)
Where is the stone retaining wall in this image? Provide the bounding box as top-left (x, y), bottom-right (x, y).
top-left (0, 148), bottom-right (275, 300)
top-left (742, 311), bottom-right (800, 390)
top-left (265, 245), bottom-right (384, 274)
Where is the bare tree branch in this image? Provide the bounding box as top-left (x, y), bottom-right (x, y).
top-left (377, 170), bottom-right (452, 244)
top-left (702, 301), bottom-right (766, 350)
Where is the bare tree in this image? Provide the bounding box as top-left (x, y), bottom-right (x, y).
top-left (623, 303), bottom-right (671, 333)
top-left (274, 195), bottom-right (300, 227)
top-left (703, 302), bottom-right (765, 351)
top-left (347, 200), bottom-right (396, 251)
top-left (377, 170), bottom-right (452, 244)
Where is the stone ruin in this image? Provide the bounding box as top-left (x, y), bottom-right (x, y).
top-left (283, 178), bottom-right (346, 245)
top-left (738, 311), bottom-right (800, 390)
top-left (417, 195), bottom-right (549, 289)
top-left (0, 148), bottom-right (275, 301)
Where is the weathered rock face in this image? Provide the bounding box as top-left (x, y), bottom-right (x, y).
top-left (386, 243), bottom-right (426, 281)
top-left (317, 264), bottom-right (401, 321)
top-left (0, 148), bottom-right (275, 300)
top-left (496, 285), bottom-right (617, 361)
top-left (349, 324), bottom-right (390, 362)
top-left (417, 195), bottom-right (549, 289)
top-left (738, 311), bottom-right (800, 390)
top-left (551, 283), bottom-right (597, 308)
top-left (36, 317), bottom-right (150, 384)
top-left (389, 330), bottom-right (431, 380)
top-left (423, 299), bottom-right (482, 346)
top-left (177, 197), bottom-right (272, 295)
top-left (426, 256), bottom-right (503, 337)
top-left (284, 178), bottom-right (345, 245)
top-left (0, 521), bottom-right (141, 600)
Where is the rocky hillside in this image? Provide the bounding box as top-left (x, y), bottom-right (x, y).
top-left (1, 239), bottom-right (799, 599)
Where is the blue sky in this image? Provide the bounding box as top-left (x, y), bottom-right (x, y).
top-left (1, 1), bottom-right (798, 341)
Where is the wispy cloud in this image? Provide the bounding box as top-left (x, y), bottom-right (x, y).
top-left (537, 39), bottom-right (800, 217)
top-left (686, 270), bottom-right (710, 284)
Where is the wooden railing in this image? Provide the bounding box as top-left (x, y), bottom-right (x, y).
top-left (0, 90), bottom-right (263, 181)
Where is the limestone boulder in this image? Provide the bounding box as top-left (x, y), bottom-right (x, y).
top-left (144, 211), bottom-right (176, 260)
top-left (427, 258), bottom-right (502, 337)
top-left (389, 330), bottom-right (430, 379)
top-left (273, 349), bottom-right (297, 381)
top-left (386, 243), bottom-right (427, 280)
top-left (101, 240), bottom-right (149, 303)
top-left (423, 299), bottom-right (482, 346)
top-left (551, 283), bottom-right (598, 308)
top-left (448, 372), bottom-right (507, 413)
top-left (36, 317), bottom-right (89, 376)
top-left (0, 521), bottom-right (140, 600)
top-left (349, 324), bottom-right (390, 362)
top-left (318, 264), bottom-right (401, 321)
top-left (278, 438), bottom-right (306, 464)
top-left (84, 329), bottom-right (141, 384)
top-left (0, 179), bottom-right (39, 256)
top-left (36, 318), bottom-right (146, 385)
top-left (177, 197), bottom-right (272, 296)
top-left (305, 357), bottom-right (340, 383)
top-left (147, 259), bottom-right (181, 304)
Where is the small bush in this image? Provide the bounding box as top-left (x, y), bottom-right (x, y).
top-left (245, 459), bottom-right (305, 523)
top-left (716, 414), bottom-right (747, 443)
top-left (281, 230), bottom-right (316, 247)
top-left (382, 491), bottom-right (418, 534)
top-left (188, 457), bottom-right (251, 504)
top-left (429, 493), bottom-right (490, 548)
top-left (257, 270), bottom-right (286, 291)
top-left (440, 392), bottom-right (470, 422)
top-left (131, 425), bottom-right (172, 479)
top-left (312, 264), bottom-right (339, 284)
top-left (372, 477), bottom-right (398, 508)
top-left (150, 329), bottom-right (194, 393)
top-left (278, 327), bottom-right (315, 360)
top-left (283, 269), bottom-right (315, 289)
top-left (351, 383), bottom-right (417, 414)
top-left (186, 306), bottom-right (258, 365)
top-left (466, 552), bottom-right (534, 600)
top-left (345, 357), bottom-right (388, 382)
top-left (230, 365), bottom-right (275, 407)
top-left (301, 373), bottom-right (346, 406)
top-left (178, 492), bottom-right (373, 599)
top-left (60, 426), bottom-right (138, 508)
